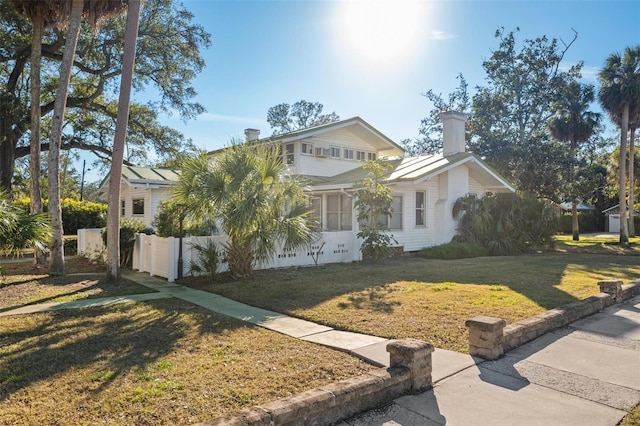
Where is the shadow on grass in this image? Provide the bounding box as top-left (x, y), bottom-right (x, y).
top-left (180, 252), bottom-right (640, 314)
top-left (0, 298), bottom-right (235, 401)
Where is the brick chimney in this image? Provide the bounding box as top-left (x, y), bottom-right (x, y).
top-left (244, 128), bottom-right (260, 142)
top-left (440, 111), bottom-right (467, 155)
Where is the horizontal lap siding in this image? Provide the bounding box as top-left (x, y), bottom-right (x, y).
top-left (295, 129), bottom-right (380, 177)
top-left (389, 179), bottom-right (439, 252)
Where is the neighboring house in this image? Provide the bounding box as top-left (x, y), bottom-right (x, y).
top-left (99, 166), bottom-right (180, 227)
top-left (100, 111), bottom-right (514, 251)
top-left (602, 204), bottom-right (639, 233)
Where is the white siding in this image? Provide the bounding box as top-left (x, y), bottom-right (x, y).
top-left (469, 177), bottom-right (484, 197)
top-left (292, 129), bottom-right (381, 177)
top-left (120, 186), bottom-right (172, 227)
top-left (385, 179), bottom-right (440, 252)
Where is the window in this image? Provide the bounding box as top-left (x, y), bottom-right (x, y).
top-left (343, 148), bottom-right (354, 160)
top-left (356, 150), bottom-right (366, 161)
top-left (330, 146), bottom-right (341, 159)
top-left (301, 142), bottom-right (313, 155)
top-left (121, 200), bottom-right (126, 216)
top-left (377, 196), bottom-right (403, 230)
top-left (415, 191), bottom-right (426, 226)
top-left (285, 143), bottom-right (295, 165)
top-left (368, 152), bottom-right (377, 161)
top-left (132, 199), bottom-right (144, 215)
top-left (327, 194), bottom-right (352, 231)
top-left (310, 197), bottom-right (322, 229)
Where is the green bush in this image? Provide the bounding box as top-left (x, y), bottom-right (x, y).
top-left (102, 218), bottom-right (153, 268)
top-left (152, 199), bottom-right (216, 237)
top-left (418, 242), bottom-right (487, 260)
top-left (188, 239), bottom-right (220, 280)
top-left (558, 212), bottom-right (601, 234)
top-left (64, 236), bottom-right (78, 256)
top-left (13, 197), bottom-right (107, 235)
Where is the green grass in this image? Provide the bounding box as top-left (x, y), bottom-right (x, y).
top-left (0, 299), bottom-right (373, 424)
top-left (181, 236), bottom-right (640, 352)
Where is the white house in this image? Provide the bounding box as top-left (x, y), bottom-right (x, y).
top-left (265, 111), bottom-right (513, 250)
top-left (99, 111), bottom-right (513, 251)
top-left (99, 166), bottom-right (180, 227)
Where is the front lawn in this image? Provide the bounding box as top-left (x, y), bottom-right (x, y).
top-left (0, 299), bottom-right (373, 424)
top-left (180, 236), bottom-right (640, 352)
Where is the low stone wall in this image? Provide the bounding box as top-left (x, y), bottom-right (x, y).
top-left (466, 280), bottom-right (640, 360)
top-left (194, 339), bottom-right (434, 426)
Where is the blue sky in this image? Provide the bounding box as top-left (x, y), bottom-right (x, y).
top-left (136, 0), bottom-right (639, 170)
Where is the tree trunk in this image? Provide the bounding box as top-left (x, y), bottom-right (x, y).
top-left (570, 138), bottom-right (579, 241)
top-left (629, 126), bottom-right (636, 237)
top-left (619, 104), bottom-right (629, 244)
top-left (30, 11), bottom-right (45, 266)
top-left (48, 0), bottom-right (84, 275)
top-left (0, 140), bottom-right (16, 193)
top-left (106, 0), bottom-right (142, 280)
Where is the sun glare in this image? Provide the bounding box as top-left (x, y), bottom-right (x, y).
top-left (340, 0), bottom-right (425, 63)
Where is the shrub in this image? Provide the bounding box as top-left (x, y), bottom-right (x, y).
top-left (152, 199), bottom-right (217, 237)
top-left (558, 212), bottom-right (601, 234)
top-left (453, 192), bottom-right (558, 255)
top-left (102, 218), bottom-right (153, 268)
top-left (12, 197), bottom-right (107, 234)
top-left (188, 239), bottom-right (221, 280)
top-left (418, 242), bottom-right (487, 260)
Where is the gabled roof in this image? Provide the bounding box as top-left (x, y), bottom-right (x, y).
top-left (261, 117), bottom-right (405, 156)
top-left (99, 166), bottom-right (181, 190)
top-left (306, 153), bottom-right (514, 192)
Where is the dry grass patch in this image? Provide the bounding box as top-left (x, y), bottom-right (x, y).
top-left (0, 258), bottom-right (152, 311)
top-left (181, 247), bottom-right (640, 352)
top-left (0, 299), bottom-right (373, 425)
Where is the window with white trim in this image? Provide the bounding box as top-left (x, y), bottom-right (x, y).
top-left (377, 196), bottom-right (402, 230)
top-left (301, 142), bottom-right (313, 155)
top-left (285, 143), bottom-right (295, 165)
top-left (330, 146), bottom-right (341, 159)
top-left (415, 191), bottom-right (426, 226)
top-left (343, 148), bottom-right (354, 160)
top-left (327, 194), bottom-right (352, 231)
top-left (121, 200), bottom-right (126, 216)
top-left (367, 152), bottom-right (377, 161)
top-left (356, 150), bottom-right (366, 161)
top-left (132, 199), bottom-right (144, 215)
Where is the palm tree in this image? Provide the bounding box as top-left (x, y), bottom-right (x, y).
top-left (549, 81), bottom-right (600, 241)
top-left (106, 0), bottom-right (141, 280)
top-left (173, 143), bottom-right (317, 278)
top-left (46, 0), bottom-right (127, 275)
top-left (0, 191), bottom-right (51, 258)
top-left (599, 46), bottom-right (640, 244)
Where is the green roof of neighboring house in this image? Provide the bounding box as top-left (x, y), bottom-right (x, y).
top-left (99, 166), bottom-right (181, 189)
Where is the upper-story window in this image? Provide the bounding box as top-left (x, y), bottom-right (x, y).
top-left (301, 142), bottom-right (313, 156)
top-left (343, 148), bottom-right (354, 160)
top-left (368, 152), bottom-right (377, 161)
top-left (356, 150), bottom-right (366, 161)
top-left (285, 143), bottom-right (295, 165)
top-left (330, 146), bottom-right (341, 159)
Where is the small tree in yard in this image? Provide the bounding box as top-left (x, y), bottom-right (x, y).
top-left (355, 160), bottom-right (397, 262)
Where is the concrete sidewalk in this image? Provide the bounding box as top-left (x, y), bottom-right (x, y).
top-left (343, 295), bottom-right (640, 426)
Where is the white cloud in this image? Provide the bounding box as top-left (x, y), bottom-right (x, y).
top-left (431, 30), bottom-right (456, 41)
top-left (558, 63), bottom-right (600, 82)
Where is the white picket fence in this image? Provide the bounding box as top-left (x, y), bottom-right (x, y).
top-left (77, 229), bottom-right (360, 282)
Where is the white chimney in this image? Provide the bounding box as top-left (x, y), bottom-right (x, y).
top-left (440, 111), bottom-right (467, 155)
top-left (244, 128), bottom-right (260, 142)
